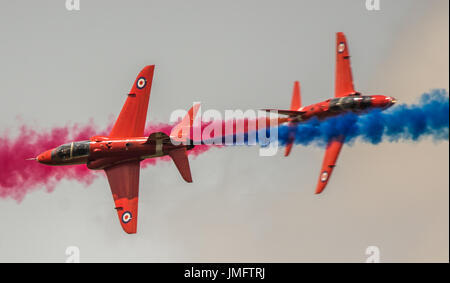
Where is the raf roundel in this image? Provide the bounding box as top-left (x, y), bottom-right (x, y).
top-left (122, 211), bottom-right (132, 223)
top-left (338, 42), bottom-right (345, 53)
top-left (136, 77), bottom-right (147, 89)
top-left (321, 171), bottom-right (329, 182)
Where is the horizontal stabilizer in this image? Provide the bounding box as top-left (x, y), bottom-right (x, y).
top-left (285, 142), bottom-right (294, 157)
top-left (168, 147), bottom-right (193, 183)
top-left (284, 124), bottom-right (297, 157)
top-left (262, 109), bottom-right (306, 117)
top-left (284, 81), bottom-right (302, 157)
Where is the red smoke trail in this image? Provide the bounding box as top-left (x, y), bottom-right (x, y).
top-left (0, 122), bottom-right (217, 202)
top-left (0, 123), bottom-right (100, 201)
top-left (0, 117), bottom-right (283, 202)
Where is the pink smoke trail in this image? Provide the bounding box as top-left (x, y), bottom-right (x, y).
top-left (0, 122), bottom-right (216, 202)
top-left (0, 123), bottom-right (98, 201)
top-left (0, 116), bottom-right (282, 202)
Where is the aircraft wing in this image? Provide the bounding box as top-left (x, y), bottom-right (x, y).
top-left (315, 33), bottom-right (355, 193)
top-left (109, 65), bottom-right (155, 138)
top-left (335, 32), bottom-right (355, 98)
top-left (104, 161), bottom-right (140, 234)
top-left (315, 138), bottom-right (344, 194)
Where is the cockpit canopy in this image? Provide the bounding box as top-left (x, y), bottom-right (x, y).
top-left (52, 141), bottom-right (90, 161)
top-left (329, 96), bottom-right (373, 112)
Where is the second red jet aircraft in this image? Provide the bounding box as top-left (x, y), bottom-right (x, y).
top-left (265, 32), bottom-right (397, 194)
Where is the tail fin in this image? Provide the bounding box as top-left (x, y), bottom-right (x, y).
top-left (170, 103), bottom-right (201, 144)
top-left (168, 147), bottom-right (193, 183)
top-left (290, 81), bottom-right (301, 110)
top-left (285, 81), bottom-right (301, 157)
top-left (167, 103), bottom-right (200, 183)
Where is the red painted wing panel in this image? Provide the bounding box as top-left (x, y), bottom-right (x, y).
top-left (109, 65), bottom-right (155, 138)
top-left (104, 161), bottom-right (140, 234)
top-left (335, 32), bottom-right (355, 98)
top-left (315, 138), bottom-right (344, 194)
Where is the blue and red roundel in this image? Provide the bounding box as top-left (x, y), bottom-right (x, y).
top-left (136, 77), bottom-right (147, 89)
top-left (122, 211), bottom-right (132, 223)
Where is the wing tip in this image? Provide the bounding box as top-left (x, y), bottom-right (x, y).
top-left (123, 227), bottom-right (137, 234)
top-left (143, 64), bottom-right (155, 70)
top-left (315, 185), bottom-right (325, 194)
top-left (114, 197), bottom-right (139, 234)
top-left (315, 178), bottom-right (329, 194)
top-left (120, 219), bottom-right (138, 234)
top-left (336, 32), bottom-right (346, 38)
top-left (138, 65), bottom-right (155, 78)
top-left (141, 65), bottom-right (155, 79)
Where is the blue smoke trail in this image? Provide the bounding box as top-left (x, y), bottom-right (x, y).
top-left (275, 89), bottom-right (449, 148)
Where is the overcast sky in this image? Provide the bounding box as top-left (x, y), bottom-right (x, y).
top-left (0, 0), bottom-right (448, 262)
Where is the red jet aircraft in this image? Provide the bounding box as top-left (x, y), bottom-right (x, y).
top-left (34, 65), bottom-right (200, 234)
top-left (265, 32), bottom-right (397, 194)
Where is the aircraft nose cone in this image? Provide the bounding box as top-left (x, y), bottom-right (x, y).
top-left (390, 97), bottom-right (397, 104)
top-left (371, 95), bottom-right (397, 109)
top-left (37, 150), bottom-right (52, 164)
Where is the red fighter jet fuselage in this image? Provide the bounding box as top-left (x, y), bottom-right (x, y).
top-left (33, 65), bottom-right (200, 234)
top-left (275, 93), bottom-right (396, 123)
top-left (265, 32), bottom-right (397, 194)
top-left (36, 66), bottom-right (197, 176)
top-left (36, 135), bottom-right (195, 170)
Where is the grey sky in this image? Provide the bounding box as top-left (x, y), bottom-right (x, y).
top-left (0, 0), bottom-right (448, 262)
